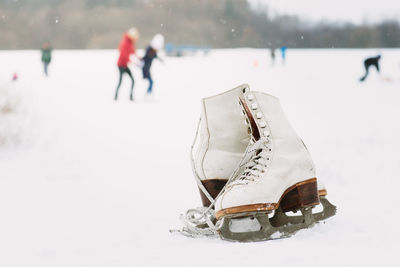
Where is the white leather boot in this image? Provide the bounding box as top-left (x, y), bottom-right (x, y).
top-left (215, 90), bottom-right (318, 215)
top-left (192, 84), bottom-right (331, 207)
top-left (213, 89), bottom-right (335, 241)
top-left (180, 85), bottom-right (335, 240)
top-left (191, 84), bottom-right (251, 207)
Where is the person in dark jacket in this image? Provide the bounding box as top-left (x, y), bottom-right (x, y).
top-left (142, 34), bottom-right (164, 96)
top-left (41, 42), bottom-right (52, 76)
top-left (115, 27), bottom-right (139, 101)
top-left (360, 55), bottom-right (381, 82)
top-left (270, 47), bottom-right (276, 66)
top-left (142, 46), bottom-right (157, 95)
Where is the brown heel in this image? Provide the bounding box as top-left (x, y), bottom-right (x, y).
top-left (198, 179), bottom-right (228, 207)
top-left (280, 178), bottom-right (320, 212)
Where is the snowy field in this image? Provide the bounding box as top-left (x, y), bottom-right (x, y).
top-left (0, 48), bottom-right (400, 266)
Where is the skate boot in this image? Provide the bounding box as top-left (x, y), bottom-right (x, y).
top-left (176, 85), bottom-right (251, 237)
top-left (190, 84), bottom-right (334, 213)
top-left (214, 89), bottom-right (335, 242)
top-left (190, 84), bottom-right (251, 207)
top-left (178, 85), bottom-right (335, 239)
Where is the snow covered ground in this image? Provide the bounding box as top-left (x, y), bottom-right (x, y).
top-left (0, 48), bottom-right (399, 266)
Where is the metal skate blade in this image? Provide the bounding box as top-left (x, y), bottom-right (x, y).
top-left (270, 196), bottom-right (337, 228)
top-left (313, 196), bottom-right (337, 221)
top-left (217, 212), bottom-right (273, 242)
top-left (216, 197), bottom-right (336, 242)
top-left (217, 208), bottom-right (316, 242)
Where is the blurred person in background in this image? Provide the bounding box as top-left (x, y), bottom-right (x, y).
top-left (359, 55), bottom-right (381, 82)
top-left (270, 47), bottom-right (276, 66)
top-left (141, 34), bottom-right (164, 99)
top-left (280, 46), bottom-right (287, 64)
top-left (41, 42), bottom-right (52, 77)
top-left (11, 73), bottom-right (18, 81)
top-left (114, 27), bottom-right (139, 101)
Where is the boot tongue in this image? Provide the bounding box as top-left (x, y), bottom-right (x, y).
top-left (239, 97), bottom-right (260, 141)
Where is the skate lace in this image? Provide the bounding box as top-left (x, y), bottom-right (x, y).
top-left (171, 118), bottom-right (220, 238)
top-left (170, 207), bottom-right (218, 238)
top-left (229, 137), bottom-right (271, 186)
top-left (173, 119), bottom-right (271, 238)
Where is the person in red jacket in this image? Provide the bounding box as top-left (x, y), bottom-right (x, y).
top-left (115, 27), bottom-right (139, 101)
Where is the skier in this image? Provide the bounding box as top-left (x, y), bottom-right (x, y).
top-left (142, 34), bottom-right (164, 98)
top-left (41, 42), bottom-right (52, 76)
top-left (359, 55), bottom-right (381, 82)
top-left (115, 27), bottom-right (139, 101)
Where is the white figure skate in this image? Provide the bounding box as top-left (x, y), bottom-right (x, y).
top-left (214, 87), bottom-right (335, 241)
top-left (190, 85), bottom-right (330, 207)
top-left (177, 84), bottom-right (335, 240)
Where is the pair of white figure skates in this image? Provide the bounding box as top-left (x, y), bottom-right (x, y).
top-left (177, 84), bottom-right (336, 242)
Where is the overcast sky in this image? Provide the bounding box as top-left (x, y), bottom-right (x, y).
top-left (249, 0), bottom-right (400, 24)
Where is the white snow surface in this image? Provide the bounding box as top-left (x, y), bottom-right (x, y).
top-left (0, 49), bottom-right (399, 266)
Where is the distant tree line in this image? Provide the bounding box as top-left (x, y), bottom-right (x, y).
top-left (0, 0), bottom-right (399, 49)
